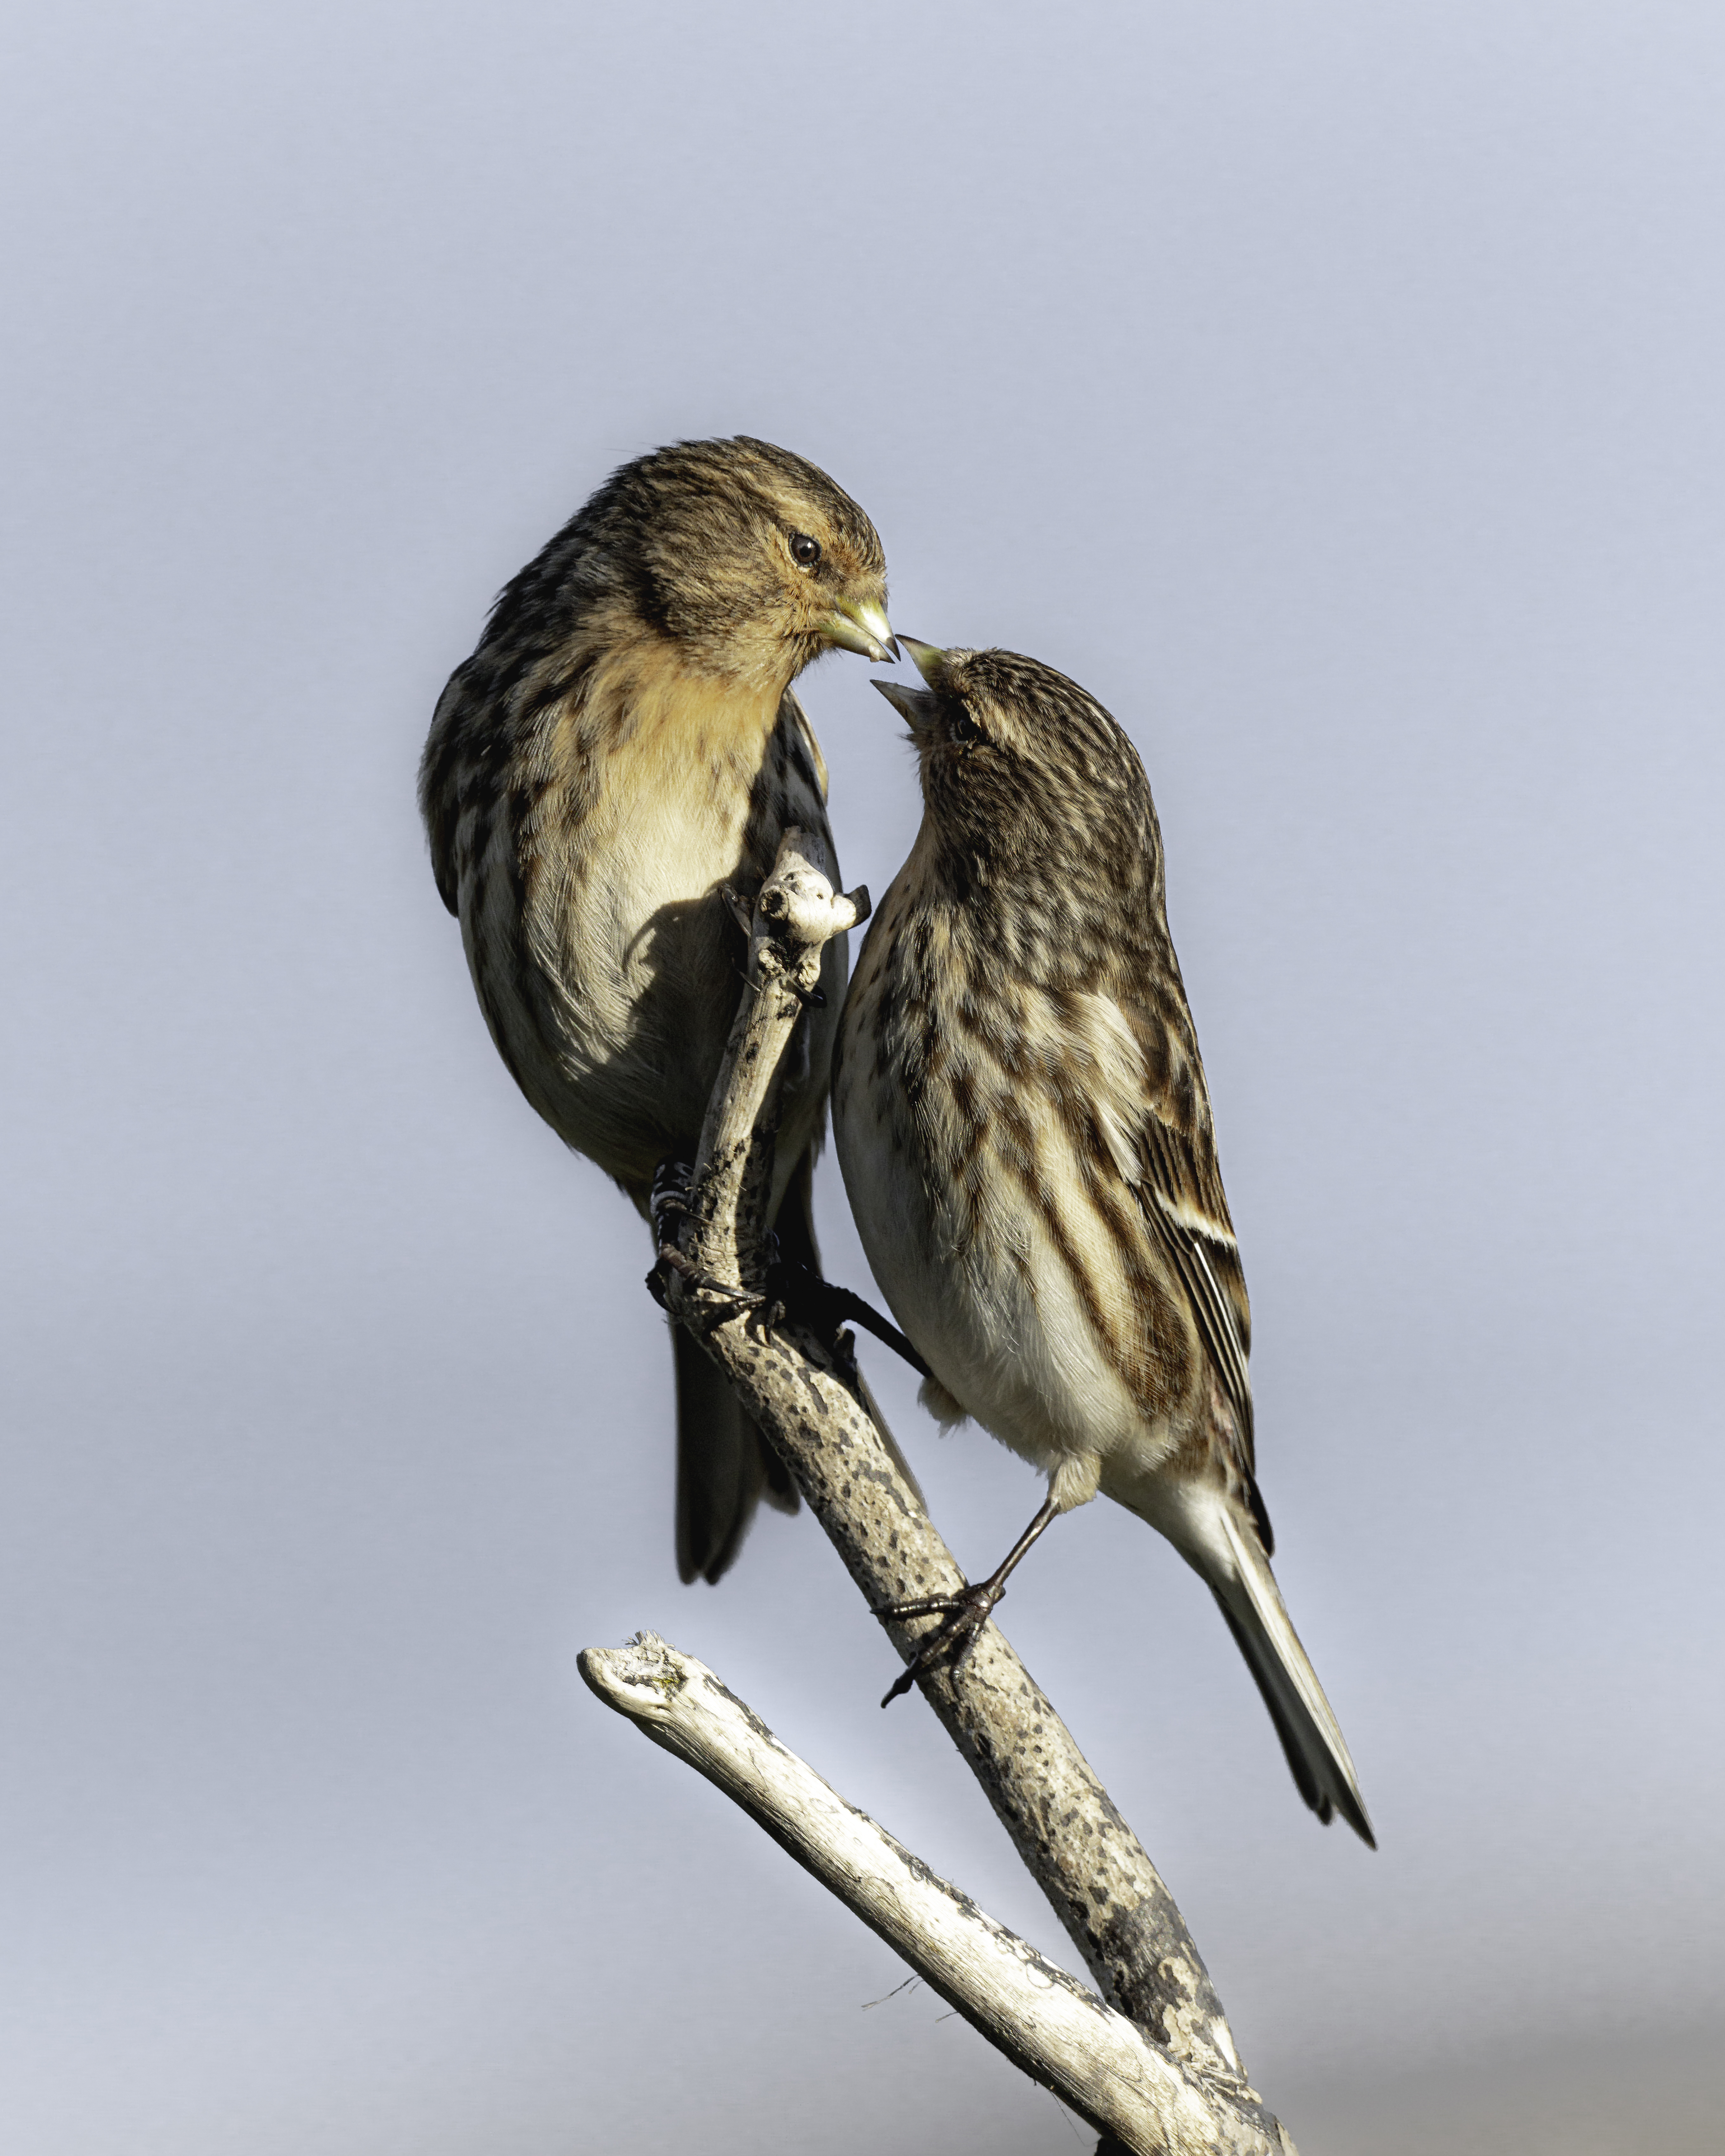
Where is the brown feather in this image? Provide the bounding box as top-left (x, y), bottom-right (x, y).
top-left (420, 438), bottom-right (890, 1580)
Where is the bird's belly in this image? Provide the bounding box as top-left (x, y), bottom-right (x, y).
top-left (469, 747), bottom-right (838, 1197)
top-left (837, 1057), bottom-right (1168, 1491)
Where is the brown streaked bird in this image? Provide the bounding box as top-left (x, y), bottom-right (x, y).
top-left (420, 436), bottom-right (896, 1585)
top-left (833, 640), bottom-right (1374, 1843)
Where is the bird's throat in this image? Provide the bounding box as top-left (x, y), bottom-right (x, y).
top-left (585, 626), bottom-right (787, 780)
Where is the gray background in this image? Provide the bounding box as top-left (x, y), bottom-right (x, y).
top-left (3, 3), bottom-right (1721, 2150)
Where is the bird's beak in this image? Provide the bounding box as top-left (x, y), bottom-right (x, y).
top-left (824, 596), bottom-right (898, 665)
top-left (898, 636), bottom-right (949, 688)
top-left (871, 679), bottom-right (938, 730)
top-left (872, 635), bottom-right (947, 728)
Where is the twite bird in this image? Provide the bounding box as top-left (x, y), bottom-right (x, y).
top-left (420, 437), bottom-right (895, 1585)
top-left (833, 641), bottom-right (1373, 1843)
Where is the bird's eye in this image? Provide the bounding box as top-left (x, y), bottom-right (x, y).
top-left (951, 708), bottom-right (982, 745)
top-left (790, 533), bottom-right (822, 568)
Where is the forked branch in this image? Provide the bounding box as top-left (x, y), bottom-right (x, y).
top-left (604, 829), bottom-right (1296, 2156)
top-left (581, 1635), bottom-right (1274, 2156)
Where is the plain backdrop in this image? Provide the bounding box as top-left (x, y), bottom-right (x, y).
top-left (2, 4), bottom-right (1722, 2151)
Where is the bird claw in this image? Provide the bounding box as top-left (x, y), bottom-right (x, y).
top-left (720, 881), bottom-right (757, 935)
top-left (829, 1325), bottom-right (863, 1395)
top-left (766, 1260), bottom-right (931, 1379)
top-left (647, 1160), bottom-right (766, 1330)
top-left (876, 1582), bottom-right (1004, 1706)
top-left (646, 1243), bottom-right (764, 1333)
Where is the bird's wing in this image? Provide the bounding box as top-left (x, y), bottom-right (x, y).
top-left (1138, 1118), bottom-right (1256, 1473)
top-left (780, 685), bottom-right (830, 803)
top-left (419, 665), bottom-right (473, 916)
top-left (1077, 990), bottom-right (1258, 1480)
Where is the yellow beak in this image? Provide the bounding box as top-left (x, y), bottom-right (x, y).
top-left (825, 596), bottom-right (898, 665)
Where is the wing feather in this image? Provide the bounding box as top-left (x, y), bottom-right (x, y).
top-left (781, 684), bottom-right (830, 802)
top-left (419, 667), bottom-right (473, 916)
top-left (1080, 992), bottom-right (1258, 1477)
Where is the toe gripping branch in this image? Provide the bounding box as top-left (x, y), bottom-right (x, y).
top-left (645, 1157), bottom-right (759, 1332)
top-left (765, 1259), bottom-right (931, 1380)
top-left (876, 1494), bottom-right (1062, 1707)
top-left (648, 1197), bottom-right (931, 1387)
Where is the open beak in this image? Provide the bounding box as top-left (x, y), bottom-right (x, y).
top-left (898, 636), bottom-right (949, 687)
top-left (871, 634), bottom-right (947, 728)
top-left (871, 679), bottom-right (938, 730)
top-left (825, 596), bottom-right (898, 665)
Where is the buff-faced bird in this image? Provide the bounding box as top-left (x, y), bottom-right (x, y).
top-left (420, 436), bottom-right (895, 1585)
top-left (834, 640), bottom-right (1373, 1844)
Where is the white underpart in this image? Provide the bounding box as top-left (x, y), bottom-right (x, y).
top-left (837, 926), bottom-right (1375, 1839)
top-left (839, 979), bottom-right (1181, 1511)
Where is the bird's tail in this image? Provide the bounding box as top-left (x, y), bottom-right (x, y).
top-left (670, 1148), bottom-right (818, 1585)
top-left (671, 1144), bottom-right (927, 1581)
top-left (1203, 1501), bottom-right (1376, 1846)
top-left (673, 1324), bottom-right (796, 1584)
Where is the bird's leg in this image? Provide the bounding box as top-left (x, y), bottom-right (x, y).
top-left (764, 1257), bottom-right (931, 1379)
top-left (645, 1155), bottom-right (763, 1330)
top-left (649, 1156), bottom-right (695, 1243)
top-left (877, 1494), bottom-right (1062, 1707)
top-left (646, 1245), bottom-right (762, 1330)
top-left (647, 1159), bottom-right (923, 1374)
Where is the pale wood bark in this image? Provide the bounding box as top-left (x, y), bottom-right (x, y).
top-left (625, 829), bottom-right (1296, 2154)
top-left (580, 1634), bottom-right (1290, 2156)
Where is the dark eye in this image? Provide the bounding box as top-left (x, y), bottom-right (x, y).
top-left (790, 532), bottom-right (821, 567)
top-left (951, 708), bottom-right (982, 745)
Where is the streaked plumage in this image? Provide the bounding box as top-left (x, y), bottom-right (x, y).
top-left (834, 642), bottom-right (1372, 1843)
top-left (420, 437), bottom-right (895, 1584)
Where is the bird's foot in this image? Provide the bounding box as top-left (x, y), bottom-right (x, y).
top-left (644, 1244), bottom-right (764, 1333)
top-left (875, 1581), bottom-right (1005, 1706)
top-left (874, 1496), bottom-right (1061, 1705)
top-left (766, 1259), bottom-right (930, 1379)
top-left (646, 1160), bottom-right (766, 1329)
top-left (827, 1324), bottom-right (864, 1396)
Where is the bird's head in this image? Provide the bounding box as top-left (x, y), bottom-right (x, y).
top-left (580, 436), bottom-right (893, 692)
top-left (874, 643), bottom-right (1160, 907)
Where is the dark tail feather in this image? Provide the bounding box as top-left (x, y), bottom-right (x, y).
top-left (670, 1151), bottom-right (823, 1583)
top-left (673, 1149), bottom-right (930, 1579)
top-left (1208, 1505), bottom-right (1376, 1847)
top-left (673, 1324), bottom-right (783, 1583)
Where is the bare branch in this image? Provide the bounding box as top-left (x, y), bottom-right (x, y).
top-left (649, 829), bottom-right (1296, 2153)
top-left (581, 1635), bottom-right (1290, 2156)
top-left (680, 842), bottom-right (868, 1293)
